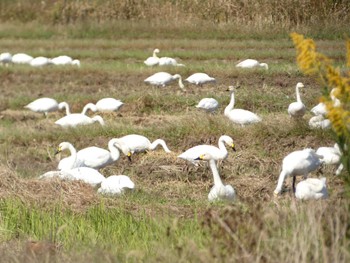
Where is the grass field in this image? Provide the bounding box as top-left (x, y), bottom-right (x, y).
top-left (0, 7), bottom-right (350, 262)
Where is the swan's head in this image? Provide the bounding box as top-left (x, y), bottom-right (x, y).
top-left (92, 115), bottom-right (105, 126)
top-left (58, 102), bottom-right (69, 110)
top-left (72, 59), bottom-right (81, 67)
top-left (82, 103), bottom-right (98, 114)
top-left (259, 63), bottom-right (268, 70)
top-left (113, 140), bottom-right (133, 160)
top-left (296, 82), bottom-right (304, 89)
top-left (55, 142), bottom-right (71, 155)
top-left (154, 48), bottom-right (160, 54)
top-left (194, 153), bottom-right (213, 161)
top-left (220, 135), bottom-right (235, 151)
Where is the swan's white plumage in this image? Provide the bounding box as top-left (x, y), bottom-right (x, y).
top-left (274, 148), bottom-right (323, 195)
top-left (196, 98), bottom-right (219, 112)
top-left (224, 87), bottom-right (261, 126)
top-left (82, 98), bottom-right (124, 114)
top-left (236, 59), bottom-right (268, 70)
top-left (24, 98), bottom-right (70, 116)
top-left (0, 52), bottom-right (12, 65)
top-left (11, 53), bottom-right (33, 64)
top-left (178, 135), bottom-right (235, 165)
top-left (316, 143), bottom-right (343, 175)
top-left (55, 114), bottom-right (105, 128)
top-left (295, 177), bottom-right (328, 200)
top-left (51, 55), bottom-right (80, 67)
top-left (144, 48), bottom-right (160, 66)
top-left (311, 103), bottom-right (327, 116)
top-left (185, 73), bottom-right (216, 86)
top-left (309, 115), bottom-right (331, 130)
top-left (30, 56), bottom-right (53, 67)
top-left (144, 72), bottom-right (185, 90)
top-left (97, 175), bottom-right (135, 196)
top-left (158, 57), bottom-right (185, 67)
top-left (288, 82), bottom-right (306, 118)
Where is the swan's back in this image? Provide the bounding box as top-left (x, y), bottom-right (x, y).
top-left (226, 109), bottom-right (261, 125)
top-left (117, 134), bottom-right (151, 153)
top-left (282, 149), bottom-right (322, 175)
top-left (30, 57), bottom-right (52, 67)
top-left (12, 53), bottom-right (33, 64)
top-left (77, 146), bottom-right (113, 169)
top-left (51, 55), bottom-right (73, 65)
top-left (295, 178), bottom-right (328, 200)
top-left (68, 167), bottom-right (105, 187)
top-left (55, 113), bottom-right (95, 127)
top-left (98, 175), bottom-right (135, 195)
top-left (96, 98), bottom-right (124, 111)
top-left (236, 59), bottom-right (259, 68)
top-left (311, 102), bottom-right (327, 116)
top-left (196, 98), bottom-right (219, 112)
top-left (185, 73), bottom-right (215, 85)
top-left (316, 145), bottom-right (341, 165)
top-left (178, 145), bottom-right (225, 162)
top-left (144, 72), bottom-right (173, 86)
top-left (25, 98), bottom-right (59, 113)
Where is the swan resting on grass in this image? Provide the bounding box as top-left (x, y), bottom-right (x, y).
top-left (24, 98), bottom-right (70, 117)
top-left (51, 55), bottom-right (80, 67)
top-left (158, 56), bottom-right (185, 67)
top-left (196, 98), bottom-right (219, 112)
top-left (295, 177), bottom-right (328, 200)
top-left (185, 73), bottom-right (216, 86)
top-left (97, 175), bottom-right (135, 196)
top-left (178, 135), bottom-right (235, 165)
top-left (144, 72), bottom-right (185, 90)
top-left (316, 143), bottom-right (343, 176)
top-left (309, 115), bottom-right (331, 130)
top-left (30, 57), bottom-right (53, 67)
top-left (82, 98), bottom-right (124, 114)
top-left (274, 148), bottom-right (323, 196)
top-left (236, 59), bottom-right (268, 70)
top-left (144, 48), bottom-right (160, 66)
top-left (55, 114), bottom-right (105, 128)
top-left (288, 82), bottom-right (306, 118)
top-left (11, 53), bottom-right (33, 64)
top-left (195, 153), bottom-right (235, 202)
top-left (224, 86), bottom-right (262, 126)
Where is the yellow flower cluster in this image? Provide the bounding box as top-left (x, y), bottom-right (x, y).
top-left (290, 32), bottom-right (350, 140)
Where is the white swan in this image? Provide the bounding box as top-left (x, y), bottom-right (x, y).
top-left (11, 53), bottom-right (33, 64)
top-left (316, 143), bottom-right (343, 175)
top-left (195, 153), bottom-right (235, 202)
top-left (295, 177), bottom-right (328, 200)
top-left (82, 98), bottom-right (124, 114)
top-left (224, 87), bottom-right (262, 126)
top-left (51, 55), bottom-right (80, 67)
top-left (55, 114), bottom-right (105, 128)
top-left (274, 148), bottom-right (323, 195)
top-left (144, 48), bottom-right (160, 66)
top-left (236, 59), bottom-right (268, 70)
top-left (24, 98), bottom-right (70, 117)
top-left (310, 88), bottom-right (341, 116)
top-left (178, 135), bottom-right (235, 165)
top-left (185, 73), bottom-right (216, 86)
top-left (56, 142), bottom-right (84, 171)
top-left (97, 175), bottom-right (135, 196)
top-left (288, 82), bottom-right (306, 118)
top-left (196, 98), bottom-right (219, 112)
top-left (30, 56), bottom-right (53, 67)
top-left (308, 115), bottom-right (331, 130)
top-left (158, 57), bottom-right (185, 67)
top-left (0, 52), bottom-right (12, 66)
top-left (114, 134), bottom-right (171, 157)
top-left (144, 72), bottom-right (185, 90)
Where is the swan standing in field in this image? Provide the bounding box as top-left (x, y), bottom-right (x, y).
top-left (185, 73), bottom-right (216, 86)
top-left (316, 143), bottom-right (343, 175)
top-left (158, 56), bottom-right (185, 67)
top-left (114, 134), bottom-right (171, 158)
top-left (144, 48), bottom-right (160, 66)
top-left (308, 115), bottom-right (331, 130)
top-left (11, 53), bottom-right (33, 64)
top-left (178, 135), bottom-right (235, 165)
top-left (30, 56), bottom-right (53, 67)
top-left (236, 59), bottom-right (268, 70)
top-left (274, 148), bottom-right (323, 196)
top-left (81, 98), bottom-right (124, 114)
top-left (224, 87), bottom-right (262, 126)
top-left (195, 153), bottom-right (235, 202)
top-left (97, 175), bottom-right (135, 196)
top-left (196, 98), bottom-right (219, 112)
top-left (288, 82), bottom-right (306, 118)
top-left (24, 98), bottom-right (70, 117)
top-left (51, 55), bottom-right (80, 67)
top-left (295, 177), bottom-right (328, 200)
top-left (144, 72), bottom-right (185, 90)
top-left (55, 114), bottom-right (105, 128)
top-left (0, 52), bottom-right (12, 66)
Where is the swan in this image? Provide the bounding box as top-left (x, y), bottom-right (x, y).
top-left (144, 72), bottom-right (185, 90)
top-left (158, 57), bottom-right (185, 67)
top-left (295, 177), bottom-right (328, 200)
top-left (24, 98), bottom-right (70, 117)
top-left (288, 82), bottom-right (306, 118)
top-left (274, 148), bottom-right (323, 195)
top-left (310, 88), bottom-right (341, 116)
top-left (196, 98), bottom-right (219, 112)
top-left (224, 87), bottom-right (262, 126)
top-left (308, 115), bottom-right (331, 130)
top-left (144, 48), bottom-right (160, 66)
top-left (316, 143), bottom-right (343, 175)
top-left (236, 59), bottom-right (268, 70)
top-left (82, 98), bottom-right (124, 114)
top-left (195, 153), bottom-right (235, 202)
top-left (114, 134), bottom-right (171, 157)
top-left (178, 135), bottom-right (235, 165)
top-left (0, 52), bottom-right (12, 66)
top-left (55, 114), bottom-right (105, 128)
top-left (55, 142), bottom-right (84, 171)
top-left (51, 55), bottom-right (81, 67)
top-left (30, 56), bottom-right (53, 67)
top-left (185, 73), bottom-right (216, 86)
top-left (97, 175), bottom-right (135, 196)
top-left (11, 53), bottom-right (33, 64)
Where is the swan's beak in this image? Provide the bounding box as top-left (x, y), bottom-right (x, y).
top-left (127, 152), bottom-right (132, 162)
top-left (231, 144), bottom-right (236, 152)
top-left (194, 154), bottom-right (204, 161)
top-left (273, 191), bottom-right (279, 197)
top-left (54, 147), bottom-right (62, 155)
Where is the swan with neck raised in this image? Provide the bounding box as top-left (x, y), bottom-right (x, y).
top-left (274, 148), bottom-right (323, 196)
top-left (178, 135), bottom-right (235, 165)
top-left (55, 114), bottom-right (105, 128)
top-left (295, 177), bottom-right (328, 200)
top-left (24, 98), bottom-right (70, 117)
top-left (185, 73), bottom-right (216, 86)
top-left (144, 72), bottom-right (185, 90)
top-left (195, 153), bottom-right (235, 202)
top-left (316, 143), bottom-right (343, 175)
top-left (82, 98), bottom-right (124, 114)
top-left (224, 87), bottom-right (262, 126)
top-left (144, 48), bottom-right (160, 66)
top-left (288, 82), bottom-right (306, 118)
top-left (236, 59), bottom-right (268, 70)
top-left (97, 175), bottom-right (135, 196)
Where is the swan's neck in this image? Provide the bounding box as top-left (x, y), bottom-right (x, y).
top-left (296, 85), bottom-right (302, 103)
top-left (93, 116), bottom-right (105, 126)
top-left (153, 50), bottom-right (158, 58)
top-left (224, 91), bottom-right (235, 116)
top-left (150, 139), bottom-right (171, 153)
top-left (59, 102), bottom-right (71, 115)
top-left (81, 103), bottom-right (95, 115)
top-left (217, 138), bottom-right (229, 159)
top-left (209, 159), bottom-right (224, 187)
top-left (274, 170), bottom-right (287, 194)
top-left (108, 139), bottom-right (121, 161)
top-left (67, 144), bottom-right (78, 170)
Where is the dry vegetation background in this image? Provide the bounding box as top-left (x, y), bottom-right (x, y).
top-left (0, 0), bottom-right (350, 262)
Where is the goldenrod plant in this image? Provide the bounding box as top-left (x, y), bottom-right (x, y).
top-left (291, 32), bottom-right (350, 180)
